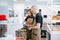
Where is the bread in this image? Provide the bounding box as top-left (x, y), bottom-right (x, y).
top-left (52, 16), bottom-right (60, 20)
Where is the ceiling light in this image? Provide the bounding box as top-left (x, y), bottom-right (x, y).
top-left (37, 0), bottom-right (47, 1)
top-left (25, 0), bottom-right (30, 2)
top-left (14, 0), bottom-right (17, 2)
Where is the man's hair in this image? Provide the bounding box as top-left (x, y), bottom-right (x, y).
top-left (31, 5), bottom-right (36, 8)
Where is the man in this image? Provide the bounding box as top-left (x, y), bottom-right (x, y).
top-left (30, 6), bottom-right (43, 40)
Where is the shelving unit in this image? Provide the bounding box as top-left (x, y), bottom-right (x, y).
top-left (0, 20), bottom-right (7, 37)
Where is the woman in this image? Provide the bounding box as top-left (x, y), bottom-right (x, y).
top-left (25, 9), bottom-right (36, 40)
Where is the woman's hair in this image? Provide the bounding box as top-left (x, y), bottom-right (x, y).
top-left (28, 9), bottom-right (31, 12)
top-left (28, 9), bottom-right (33, 17)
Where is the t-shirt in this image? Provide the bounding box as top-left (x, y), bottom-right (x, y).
top-left (25, 16), bottom-right (36, 26)
top-left (36, 13), bottom-right (43, 28)
top-left (25, 16), bottom-right (34, 21)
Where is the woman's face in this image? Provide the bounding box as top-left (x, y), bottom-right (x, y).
top-left (28, 11), bottom-right (31, 16)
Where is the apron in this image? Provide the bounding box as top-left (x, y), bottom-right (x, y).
top-left (26, 16), bottom-right (41, 40)
top-left (31, 27), bottom-right (41, 40)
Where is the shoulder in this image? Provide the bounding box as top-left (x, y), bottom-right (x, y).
top-left (36, 13), bottom-right (42, 17)
top-left (26, 16), bottom-right (30, 18)
top-left (25, 16), bottom-right (29, 21)
top-left (36, 13), bottom-right (39, 15)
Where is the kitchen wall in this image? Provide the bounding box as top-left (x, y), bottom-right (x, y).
top-left (24, 0), bottom-right (60, 23)
top-left (0, 0), bottom-right (60, 36)
top-left (7, 2), bottom-right (24, 36)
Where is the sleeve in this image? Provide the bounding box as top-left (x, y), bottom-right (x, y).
top-left (36, 14), bottom-right (43, 28)
top-left (36, 14), bottom-right (42, 23)
top-left (25, 16), bottom-right (28, 21)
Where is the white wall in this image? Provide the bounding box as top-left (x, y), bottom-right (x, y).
top-left (14, 3), bottom-right (24, 25)
top-left (7, 3), bottom-right (24, 36)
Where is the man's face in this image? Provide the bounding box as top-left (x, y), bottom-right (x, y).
top-left (31, 6), bottom-right (37, 14)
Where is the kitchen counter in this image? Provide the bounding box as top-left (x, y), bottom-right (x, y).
top-left (46, 25), bottom-right (60, 40)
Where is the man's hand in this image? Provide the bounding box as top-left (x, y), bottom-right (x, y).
top-left (27, 24), bottom-right (33, 27)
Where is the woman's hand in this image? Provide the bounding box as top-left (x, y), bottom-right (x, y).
top-left (28, 27), bottom-right (32, 30)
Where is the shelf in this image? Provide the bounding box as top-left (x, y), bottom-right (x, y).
top-left (51, 20), bottom-right (60, 23)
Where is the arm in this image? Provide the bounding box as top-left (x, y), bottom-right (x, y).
top-left (24, 16), bottom-right (30, 26)
top-left (31, 23), bottom-right (40, 30)
top-left (31, 13), bottom-right (43, 29)
top-left (36, 14), bottom-right (43, 28)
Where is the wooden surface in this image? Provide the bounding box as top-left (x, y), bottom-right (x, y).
top-left (52, 26), bottom-right (60, 31)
